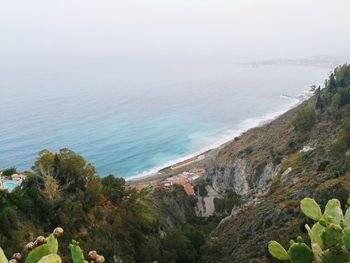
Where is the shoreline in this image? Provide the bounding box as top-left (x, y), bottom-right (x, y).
top-left (127, 90), bottom-right (313, 186)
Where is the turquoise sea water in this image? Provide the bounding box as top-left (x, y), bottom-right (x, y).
top-left (0, 55), bottom-right (332, 178)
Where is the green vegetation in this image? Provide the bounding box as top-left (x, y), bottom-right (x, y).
top-left (294, 64), bottom-right (350, 133)
top-left (194, 181), bottom-right (208, 197)
top-left (292, 106), bottom-right (316, 132)
top-left (330, 119), bottom-right (350, 158)
top-left (1, 167), bottom-right (17, 178)
top-left (214, 191), bottom-right (240, 214)
top-left (2, 64), bottom-right (350, 262)
top-left (289, 64), bottom-right (350, 160)
top-left (269, 197), bottom-right (350, 262)
top-left (201, 64), bottom-right (350, 262)
top-left (0, 227), bottom-right (105, 263)
top-left (0, 149), bottom-right (208, 263)
top-left (334, 65), bottom-right (350, 88)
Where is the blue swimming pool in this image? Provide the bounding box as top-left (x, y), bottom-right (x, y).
top-left (4, 181), bottom-right (16, 191)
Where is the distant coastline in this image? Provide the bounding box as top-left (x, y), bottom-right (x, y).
top-left (127, 88), bottom-right (313, 184)
top-left (236, 56), bottom-right (347, 68)
top-left (126, 59), bottom-right (342, 182)
top-left (1, 60), bottom-right (333, 177)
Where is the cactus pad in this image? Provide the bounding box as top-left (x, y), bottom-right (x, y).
top-left (37, 254), bottom-right (62, 263)
top-left (300, 198), bottom-right (322, 221)
top-left (268, 241), bottom-right (289, 260)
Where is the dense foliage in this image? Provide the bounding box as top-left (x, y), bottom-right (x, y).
top-left (1, 168), bottom-right (16, 178)
top-left (294, 64), bottom-right (350, 134)
top-left (269, 197), bottom-right (350, 262)
top-left (2, 64), bottom-right (350, 262)
top-left (214, 191), bottom-right (240, 214)
top-left (0, 227), bottom-right (105, 263)
top-left (291, 64), bottom-right (350, 159)
top-left (0, 149), bottom-right (207, 263)
top-left (200, 64), bottom-right (350, 262)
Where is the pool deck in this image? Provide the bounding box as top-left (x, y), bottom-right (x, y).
top-left (0, 173), bottom-right (25, 192)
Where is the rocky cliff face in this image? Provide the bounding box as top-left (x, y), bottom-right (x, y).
top-left (201, 82), bottom-right (350, 262)
top-left (209, 158), bottom-right (279, 197)
top-left (210, 158), bottom-right (251, 195)
top-left (153, 185), bottom-right (196, 226)
top-left (205, 102), bottom-right (306, 208)
top-left (256, 162), bottom-right (281, 194)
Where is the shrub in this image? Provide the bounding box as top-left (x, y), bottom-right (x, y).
top-left (330, 129), bottom-right (349, 158)
top-left (214, 191), bottom-right (240, 214)
top-left (318, 160), bottom-right (330, 172)
top-left (1, 167), bottom-right (17, 178)
top-left (194, 181), bottom-right (208, 197)
top-left (292, 106), bottom-right (316, 132)
top-left (335, 64), bottom-right (350, 87)
top-left (268, 197), bottom-right (350, 262)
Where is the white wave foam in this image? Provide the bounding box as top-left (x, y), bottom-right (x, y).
top-left (127, 90), bottom-right (312, 181)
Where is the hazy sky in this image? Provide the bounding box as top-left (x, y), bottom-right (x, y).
top-left (1, 0), bottom-right (350, 60)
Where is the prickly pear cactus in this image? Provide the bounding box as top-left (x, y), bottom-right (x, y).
top-left (70, 240), bottom-right (87, 263)
top-left (37, 254), bottom-right (61, 263)
top-left (25, 234), bottom-right (58, 263)
top-left (0, 227), bottom-right (104, 263)
top-left (268, 240), bottom-right (289, 261)
top-left (268, 197), bottom-right (350, 263)
top-left (287, 237), bottom-right (313, 263)
top-left (0, 247), bottom-right (8, 263)
top-left (300, 198), bottom-right (322, 221)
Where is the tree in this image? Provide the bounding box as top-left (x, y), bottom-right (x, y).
top-left (32, 148), bottom-right (95, 193)
top-left (330, 129), bottom-right (348, 159)
top-left (328, 73), bottom-right (337, 93)
top-left (292, 106), bottom-right (316, 132)
top-left (32, 149), bottom-right (55, 176)
top-left (1, 167), bottom-right (17, 178)
top-left (42, 175), bottom-right (60, 201)
top-left (330, 92), bottom-right (342, 113)
top-left (315, 94), bottom-right (325, 113)
top-left (84, 176), bottom-right (105, 209)
top-left (101, 175), bottom-right (126, 203)
top-left (58, 200), bottom-right (86, 231)
top-left (335, 64), bottom-right (350, 87)
top-left (0, 207), bottom-right (17, 236)
top-left (162, 229), bottom-right (198, 263)
top-left (338, 86), bottom-right (350, 106)
top-left (330, 118), bottom-right (350, 158)
top-left (183, 225), bottom-right (205, 254)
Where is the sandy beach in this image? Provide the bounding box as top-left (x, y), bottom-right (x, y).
top-left (126, 88), bottom-right (315, 189)
top-left (126, 137), bottom-right (230, 189)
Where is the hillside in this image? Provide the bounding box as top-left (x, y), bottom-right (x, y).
top-left (0, 150), bottom-right (209, 262)
top-left (1, 64), bottom-right (350, 263)
top-left (201, 63), bottom-right (350, 262)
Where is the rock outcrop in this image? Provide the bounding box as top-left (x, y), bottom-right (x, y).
top-left (210, 158), bottom-right (251, 195)
top-left (208, 158), bottom-right (279, 202)
top-left (153, 185), bottom-right (196, 226)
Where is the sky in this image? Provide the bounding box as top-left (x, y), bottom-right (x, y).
top-left (0, 0), bottom-right (350, 60)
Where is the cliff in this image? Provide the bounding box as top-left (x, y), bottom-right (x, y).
top-left (153, 185), bottom-right (197, 226)
top-left (202, 64), bottom-right (350, 262)
top-left (1, 64), bottom-right (350, 263)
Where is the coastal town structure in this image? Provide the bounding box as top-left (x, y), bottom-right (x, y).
top-left (161, 168), bottom-right (205, 196)
top-left (0, 172), bottom-right (26, 192)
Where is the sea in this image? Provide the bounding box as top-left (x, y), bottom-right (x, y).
top-left (0, 54), bottom-right (336, 179)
